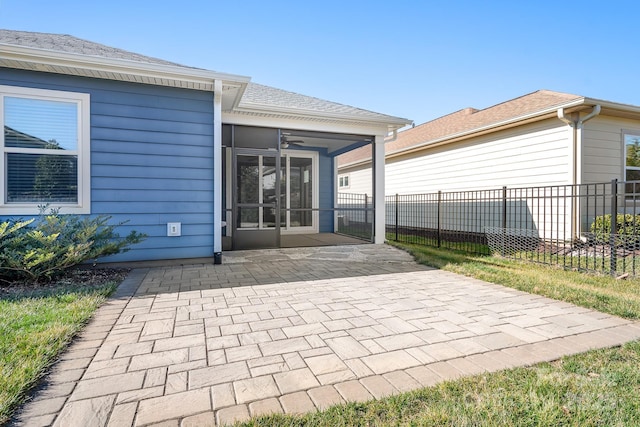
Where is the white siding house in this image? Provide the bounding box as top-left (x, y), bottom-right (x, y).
top-left (385, 119), bottom-right (571, 194)
top-left (339, 90), bottom-right (640, 243)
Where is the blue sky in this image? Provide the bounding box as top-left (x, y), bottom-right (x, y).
top-left (1, 0), bottom-right (638, 126)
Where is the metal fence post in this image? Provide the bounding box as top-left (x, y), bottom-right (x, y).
top-left (437, 191), bottom-right (442, 248)
top-left (364, 193), bottom-right (368, 229)
top-left (610, 179), bottom-right (618, 276)
top-left (395, 193), bottom-right (399, 241)
top-left (502, 186), bottom-right (508, 257)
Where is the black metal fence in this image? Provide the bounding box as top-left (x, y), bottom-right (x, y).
top-left (337, 192), bottom-right (374, 241)
top-left (386, 180), bottom-right (640, 277)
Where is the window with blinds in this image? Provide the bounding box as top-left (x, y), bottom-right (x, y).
top-left (1, 86), bottom-right (90, 214)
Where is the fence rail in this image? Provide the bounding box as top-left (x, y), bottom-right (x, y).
top-left (386, 180), bottom-right (640, 277)
top-left (337, 192), bottom-right (374, 241)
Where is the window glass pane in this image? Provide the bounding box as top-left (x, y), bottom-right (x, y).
top-left (262, 156), bottom-right (277, 205)
top-left (237, 207), bottom-right (259, 228)
top-left (237, 155), bottom-right (259, 204)
top-left (626, 181), bottom-right (640, 195)
top-left (626, 169), bottom-right (640, 181)
top-left (625, 169), bottom-right (640, 195)
top-left (262, 207), bottom-right (277, 228)
top-left (290, 157), bottom-right (313, 227)
top-left (7, 153), bottom-right (78, 203)
top-left (4, 97), bottom-right (78, 150)
top-left (280, 156), bottom-right (287, 227)
top-left (261, 157), bottom-right (279, 229)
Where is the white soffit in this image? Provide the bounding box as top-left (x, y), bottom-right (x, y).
top-left (0, 43), bottom-right (250, 109)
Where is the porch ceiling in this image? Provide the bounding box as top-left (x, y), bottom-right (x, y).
top-left (281, 128), bottom-right (372, 155)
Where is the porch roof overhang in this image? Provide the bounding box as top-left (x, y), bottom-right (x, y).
top-left (223, 87), bottom-right (411, 155)
top-left (222, 110), bottom-right (386, 155)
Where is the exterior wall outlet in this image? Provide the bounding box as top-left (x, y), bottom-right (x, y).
top-left (167, 222), bottom-right (181, 237)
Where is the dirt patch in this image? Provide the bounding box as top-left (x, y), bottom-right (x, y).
top-left (0, 267), bottom-right (129, 298)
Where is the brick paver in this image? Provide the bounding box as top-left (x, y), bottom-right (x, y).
top-left (12, 244), bottom-right (640, 426)
top-left (279, 391), bottom-right (315, 415)
top-left (308, 385), bottom-right (344, 410)
top-left (248, 398), bottom-right (283, 417)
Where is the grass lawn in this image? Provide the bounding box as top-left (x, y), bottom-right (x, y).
top-left (237, 242), bottom-right (640, 426)
top-left (389, 241), bottom-right (640, 320)
top-left (0, 269), bottom-right (124, 425)
top-left (242, 341), bottom-right (640, 426)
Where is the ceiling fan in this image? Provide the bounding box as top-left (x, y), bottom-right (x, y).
top-left (280, 132), bottom-right (305, 149)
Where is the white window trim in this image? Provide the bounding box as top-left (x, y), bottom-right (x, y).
top-left (338, 174), bottom-right (350, 189)
top-left (623, 129), bottom-right (640, 204)
top-left (0, 85), bottom-right (90, 215)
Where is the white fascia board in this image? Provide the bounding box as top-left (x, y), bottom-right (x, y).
top-left (583, 97), bottom-right (640, 115)
top-left (233, 103), bottom-right (411, 130)
top-left (222, 110), bottom-right (391, 136)
top-left (0, 43), bottom-right (251, 88)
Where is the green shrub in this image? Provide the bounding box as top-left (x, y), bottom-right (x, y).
top-left (0, 209), bottom-right (145, 283)
top-left (589, 213), bottom-right (640, 247)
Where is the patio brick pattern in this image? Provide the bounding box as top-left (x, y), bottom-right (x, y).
top-left (12, 245), bottom-right (640, 426)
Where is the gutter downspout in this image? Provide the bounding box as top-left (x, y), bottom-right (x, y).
top-left (385, 128), bottom-right (399, 143)
top-left (384, 120), bottom-right (415, 144)
top-left (557, 104), bottom-right (601, 240)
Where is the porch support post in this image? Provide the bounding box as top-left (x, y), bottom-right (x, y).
top-left (213, 79), bottom-right (223, 263)
top-left (373, 134), bottom-right (386, 244)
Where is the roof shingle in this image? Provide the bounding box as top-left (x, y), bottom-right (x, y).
top-left (0, 29), bottom-right (194, 68)
top-left (1, 29), bottom-right (409, 127)
top-left (241, 82), bottom-right (409, 123)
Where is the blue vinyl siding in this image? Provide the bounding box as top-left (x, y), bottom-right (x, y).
top-left (319, 150), bottom-right (334, 232)
top-left (0, 69), bottom-right (216, 262)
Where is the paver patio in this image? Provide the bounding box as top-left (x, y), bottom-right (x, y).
top-left (12, 244), bottom-right (640, 426)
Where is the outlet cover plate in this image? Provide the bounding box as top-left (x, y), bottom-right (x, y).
top-left (167, 222), bottom-right (181, 237)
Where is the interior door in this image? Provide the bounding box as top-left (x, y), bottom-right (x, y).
top-left (232, 149), bottom-right (281, 249)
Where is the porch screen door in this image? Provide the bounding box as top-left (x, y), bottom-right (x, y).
top-left (233, 149), bottom-right (281, 249)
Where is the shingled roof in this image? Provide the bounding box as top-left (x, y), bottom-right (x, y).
top-left (240, 82), bottom-right (409, 123)
top-left (0, 29), bottom-right (191, 68)
top-left (338, 90), bottom-right (584, 166)
top-left (0, 29), bottom-right (409, 128)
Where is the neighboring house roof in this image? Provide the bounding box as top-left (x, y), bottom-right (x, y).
top-left (0, 29), bottom-right (410, 131)
top-left (4, 125), bottom-right (50, 149)
top-left (339, 89), bottom-right (640, 168)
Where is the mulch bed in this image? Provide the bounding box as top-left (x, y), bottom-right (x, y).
top-left (0, 267), bottom-right (129, 298)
